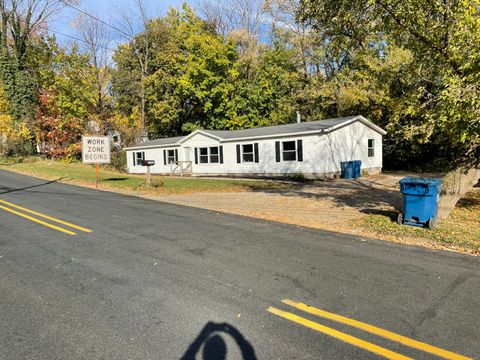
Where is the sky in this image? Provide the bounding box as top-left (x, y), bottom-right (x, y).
top-left (49, 0), bottom-right (193, 49)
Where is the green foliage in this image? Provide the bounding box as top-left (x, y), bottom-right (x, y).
top-left (38, 41), bottom-right (97, 121)
top-left (0, 1), bottom-right (477, 170)
top-left (34, 41), bottom-right (99, 159)
top-left (300, 0), bottom-right (480, 168)
top-left (227, 42), bottom-right (301, 129)
top-left (144, 5), bottom-right (240, 134)
top-left (111, 44), bottom-right (143, 117)
top-left (109, 151), bottom-right (127, 172)
top-left (112, 5), bottom-right (302, 137)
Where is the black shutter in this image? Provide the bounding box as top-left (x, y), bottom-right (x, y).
top-left (175, 149), bottom-right (178, 162)
top-left (142, 152), bottom-right (145, 161)
top-left (236, 144), bottom-right (241, 163)
top-left (297, 140), bottom-right (303, 162)
top-left (275, 141), bottom-right (280, 162)
top-left (219, 146), bottom-right (223, 163)
top-left (194, 148), bottom-right (198, 164)
top-left (163, 150), bottom-right (166, 165)
top-left (254, 143), bottom-right (259, 163)
top-left (133, 152), bottom-right (136, 166)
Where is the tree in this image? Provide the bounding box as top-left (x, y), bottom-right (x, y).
top-left (0, 80), bottom-right (33, 155)
top-left (114, 0), bottom-right (155, 140)
top-left (198, 0), bottom-right (266, 37)
top-left (300, 0), bottom-right (480, 168)
top-left (0, 0), bottom-right (67, 123)
top-left (113, 5), bottom-right (239, 136)
top-left (35, 39), bottom-right (96, 158)
top-left (227, 40), bottom-right (301, 129)
top-left (146, 5), bottom-right (239, 134)
top-left (111, 4), bottom-right (308, 137)
top-left (73, 12), bottom-right (112, 132)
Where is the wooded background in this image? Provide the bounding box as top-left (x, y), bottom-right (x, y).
top-left (0, 0), bottom-right (478, 172)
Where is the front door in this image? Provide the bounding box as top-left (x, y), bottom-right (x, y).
top-left (183, 147), bottom-right (191, 162)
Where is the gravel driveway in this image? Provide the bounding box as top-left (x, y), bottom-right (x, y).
top-left (148, 173), bottom-right (407, 235)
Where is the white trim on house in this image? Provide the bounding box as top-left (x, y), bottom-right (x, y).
top-left (124, 143), bottom-right (182, 151)
top-left (178, 130), bottom-right (223, 144)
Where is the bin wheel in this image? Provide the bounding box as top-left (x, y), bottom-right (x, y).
top-left (397, 213), bottom-right (403, 225)
top-left (426, 217), bottom-right (437, 230)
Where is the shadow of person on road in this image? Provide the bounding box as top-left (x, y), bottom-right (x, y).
top-left (0, 179), bottom-right (61, 195)
top-left (181, 322), bottom-right (257, 360)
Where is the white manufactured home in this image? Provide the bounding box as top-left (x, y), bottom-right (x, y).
top-left (124, 115), bottom-right (386, 179)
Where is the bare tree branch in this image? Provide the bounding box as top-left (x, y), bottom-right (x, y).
top-left (72, 12), bottom-right (112, 124)
top-left (198, 0), bottom-right (266, 37)
top-left (113, 0), bottom-right (153, 141)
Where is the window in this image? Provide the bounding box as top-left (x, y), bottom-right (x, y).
top-left (275, 140), bottom-right (303, 162)
top-left (210, 147), bottom-right (219, 163)
top-left (196, 146), bottom-right (223, 164)
top-left (163, 149), bottom-right (178, 165)
top-left (242, 144), bottom-right (254, 162)
top-left (167, 149), bottom-right (176, 164)
top-left (236, 143), bottom-right (259, 163)
top-left (199, 147), bottom-right (209, 163)
top-left (368, 139), bottom-right (375, 157)
top-left (134, 151), bottom-right (144, 166)
top-left (282, 141), bottom-right (297, 161)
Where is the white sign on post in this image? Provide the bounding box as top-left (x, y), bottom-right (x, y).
top-left (82, 136), bottom-right (111, 164)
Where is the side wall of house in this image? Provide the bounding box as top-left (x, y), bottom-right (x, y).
top-left (319, 120), bottom-right (383, 174)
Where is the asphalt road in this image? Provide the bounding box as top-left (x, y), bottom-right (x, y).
top-left (0, 169), bottom-right (479, 360)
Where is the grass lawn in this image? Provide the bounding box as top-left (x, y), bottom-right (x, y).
top-left (360, 189), bottom-right (480, 254)
top-left (0, 158), bottom-right (287, 194)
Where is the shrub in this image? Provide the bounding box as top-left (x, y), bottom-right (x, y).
top-left (109, 150), bottom-right (127, 172)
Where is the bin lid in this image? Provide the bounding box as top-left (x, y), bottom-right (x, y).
top-left (399, 177), bottom-right (442, 187)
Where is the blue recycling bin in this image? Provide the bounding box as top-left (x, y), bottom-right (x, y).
top-left (398, 177), bottom-right (442, 229)
top-left (341, 160), bottom-right (362, 179)
top-left (354, 160), bottom-right (362, 178)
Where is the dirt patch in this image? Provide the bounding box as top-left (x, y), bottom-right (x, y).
top-left (148, 173), bottom-right (405, 234)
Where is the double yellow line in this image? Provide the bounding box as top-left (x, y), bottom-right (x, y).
top-left (0, 199), bottom-right (92, 236)
top-left (268, 299), bottom-right (471, 360)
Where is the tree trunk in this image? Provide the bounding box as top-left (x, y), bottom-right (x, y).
top-left (438, 167), bottom-right (480, 220)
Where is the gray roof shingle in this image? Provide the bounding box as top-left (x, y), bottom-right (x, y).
top-left (125, 136), bottom-right (185, 149)
top-left (202, 116), bottom-right (359, 140)
top-left (125, 115), bottom-right (383, 149)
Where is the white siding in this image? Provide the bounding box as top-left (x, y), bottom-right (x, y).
top-left (318, 120), bottom-right (383, 173)
top-left (127, 146), bottom-right (181, 174)
top-left (126, 120), bottom-right (383, 177)
top-left (181, 133), bottom-right (224, 174)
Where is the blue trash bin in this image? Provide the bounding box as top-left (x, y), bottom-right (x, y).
top-left (398, 177), bottom-right (442, 229)
top-left (354, 160), bottom-right (362, 178)
top-left (341, 161), bottom-right (361, 179)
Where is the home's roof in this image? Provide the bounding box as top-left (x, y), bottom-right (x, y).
top-left (125, 115), bottom-right (386, 150)
top-left (124, 136), bottom-right (185, 150)
top-left (202, 116), bottom-right (360, 140)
